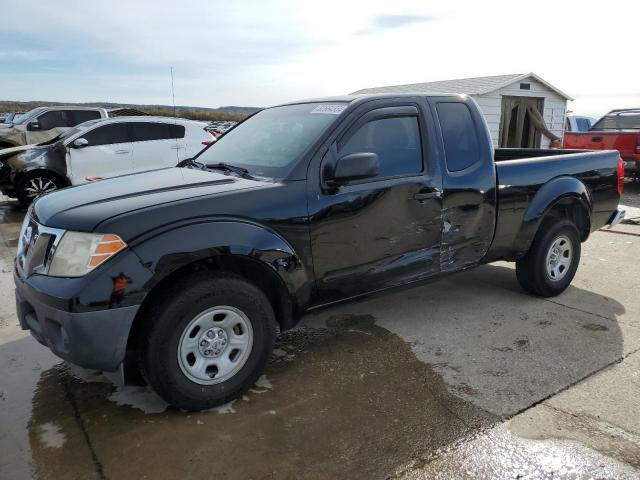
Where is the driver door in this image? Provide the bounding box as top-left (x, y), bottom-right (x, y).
top-left (67, 123), bottom-right (134, 185)
top-left (25, 111), bottom-right (68, 145)
top-left (308, 103), bottom-right (443, 302)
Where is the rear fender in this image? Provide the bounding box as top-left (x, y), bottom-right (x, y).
top-left (515, 176), bottom-right (592, 256)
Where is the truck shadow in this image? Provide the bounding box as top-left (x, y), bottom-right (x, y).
top-left (20, 263), bottom-right (625, 480)
top-left (0, 198), bottom-right (26, 250)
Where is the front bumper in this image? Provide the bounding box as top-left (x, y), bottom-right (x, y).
top-left (14, 270), bottom-right (139, 371)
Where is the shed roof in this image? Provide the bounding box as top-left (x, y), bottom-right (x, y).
top-left (352, 73), bottom-right (573, 100)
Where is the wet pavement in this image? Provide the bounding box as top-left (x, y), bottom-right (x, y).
top-left (1, 193), bottom-right (639, 479)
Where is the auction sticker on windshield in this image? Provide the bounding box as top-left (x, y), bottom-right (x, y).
top-left (310, 104), bottom-right (347, 115)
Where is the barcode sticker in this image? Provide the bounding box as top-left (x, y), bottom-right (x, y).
top-left (310, 104), bottom-right (347, 115)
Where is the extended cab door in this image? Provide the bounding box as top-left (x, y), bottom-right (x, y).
top-left (25, 110), bottom-right (68, 145)
top-left (130, 122), bottom-right (187, 172)
top-left (67, 122), bottom-right (134, 184)
top-left (308, 101), bottom-right (443, 302)
top-left (431, 99), bottom-right (497, 271)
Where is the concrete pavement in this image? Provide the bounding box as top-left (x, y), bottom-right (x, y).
top-left (1, 193), bottom-right (639, 479)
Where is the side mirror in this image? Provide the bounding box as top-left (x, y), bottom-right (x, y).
top-left (27, 121), bottom-right (40, 131)
top-left (73, 138), bottom-right (89, 148)
top-left (327, 152), bottom-right (379, 186)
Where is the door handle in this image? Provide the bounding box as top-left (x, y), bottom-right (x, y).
top-left (115, 150), bottom-right (129, 154)
top-left (170, 145), bottom-right (184, 150)
top-left (413, 191), bottom-right (442, 201)
top-left (591, 136), bottom-right (603, 142)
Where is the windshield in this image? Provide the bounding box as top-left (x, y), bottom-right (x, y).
top-left (591, 112), bottom-right (640, 131)
top-left (12, 107), bottom-right (47, 125)
top-left (194, 102), bottom-right (347, 178)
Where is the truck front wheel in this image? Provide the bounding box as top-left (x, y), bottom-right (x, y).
top-left (516, 219), bottom-right (581, 297)
top-left (139, 272), bottom-right (276, 411)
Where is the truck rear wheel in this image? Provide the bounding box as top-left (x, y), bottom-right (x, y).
top-left (139, 272), bottom-right (276, 411)
top-left (516, 219), bottom-right (581, 297)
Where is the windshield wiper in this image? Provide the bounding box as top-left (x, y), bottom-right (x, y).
top-left (206, 162), bottom-right (252, 178)
top-left (177, 159), bottom-right (253, 179)
top-left (176, 158), bottom-right (207, 170)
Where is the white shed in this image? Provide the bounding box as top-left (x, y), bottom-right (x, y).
top-left (352, 73), bottom-right (572, 149)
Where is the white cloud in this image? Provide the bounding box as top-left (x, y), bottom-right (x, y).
top-left (1, 0), bottom-right (639, 113)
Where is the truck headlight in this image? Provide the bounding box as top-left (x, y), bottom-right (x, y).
top-left (48, 232), bottom-right (127, 277)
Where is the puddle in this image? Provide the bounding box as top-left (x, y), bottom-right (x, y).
top-left (26, 314), bottom-right (496, 480)
top-left (37, 423), bottom-right (66, 449)
top-left (107, 386), bottom-right (169, 414)
top-left (396, 423), bottom-right (640, 480)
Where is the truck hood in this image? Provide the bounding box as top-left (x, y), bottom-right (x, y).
top-left (33, 167), bottom-right (274, 233)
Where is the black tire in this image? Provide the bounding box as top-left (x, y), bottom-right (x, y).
top-left (16, 171), bottom-right (64, 206)
top-left (139, 272), bottom-right (276, 411)
top-left (516, 219), bottom-right (581, 297)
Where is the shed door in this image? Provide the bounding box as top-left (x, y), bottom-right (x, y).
top-left (499, 96), bottom-right (556, 148)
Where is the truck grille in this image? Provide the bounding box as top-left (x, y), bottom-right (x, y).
top-left (16, 216), bottom-right (65, 278)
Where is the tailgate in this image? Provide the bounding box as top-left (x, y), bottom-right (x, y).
top-left (563, 131), bottom-right (639, 159)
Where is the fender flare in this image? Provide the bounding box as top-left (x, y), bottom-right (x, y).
top-left (15, 165), bottom-right (70, 181)
top-left (130, 220), bottom-right (312, 311)
top-left (514, 176), bottom-right (592, 256)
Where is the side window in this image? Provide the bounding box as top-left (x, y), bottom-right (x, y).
top-left (37, 111), bottom-right (68, 130)
top-left (576, 118), bottom-right (590, 132)
top-left (339, 116), bottom-right (422, 178)
top-left (169, 124), bottom-right (186, 139)
top-left (82, 123), bottom-right (131, 146)
top-left (436, 103), bottom-right (480, 172)
top-left (132, 122), bottom-right (184, 142)
top-left (70, 110), bottom-right (102, 125)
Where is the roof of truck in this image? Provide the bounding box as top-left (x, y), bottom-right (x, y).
top-left (273, 92), bottom-right (465, 108)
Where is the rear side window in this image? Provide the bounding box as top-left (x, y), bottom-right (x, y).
top-left (83, 123), bottom-right (132, 146)
top-left (132, 122), bottom-right (185, 142)
top-left (436, 103), bottom-right (480, 172)
top-left (340, 116), bottom-right (422, 178)
top-left (69, 110), bottom-right (102, 125)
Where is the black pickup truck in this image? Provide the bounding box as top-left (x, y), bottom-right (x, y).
top-left (14, 94), bottom-right (624, 410)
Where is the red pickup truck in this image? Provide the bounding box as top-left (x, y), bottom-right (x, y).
top-left (563, 108), bottom-right (640, 177)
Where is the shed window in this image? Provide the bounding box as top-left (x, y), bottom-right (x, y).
top-left (520, 83), bottom-right (531, 90)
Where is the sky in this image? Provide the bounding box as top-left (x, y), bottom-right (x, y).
top-left (2, 0), bottom-right (639, 118)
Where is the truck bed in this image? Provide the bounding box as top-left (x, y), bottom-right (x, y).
top-left (487, 149), bottom-right (621, 261)
top-left (494, 148), bottom-right (588, 162)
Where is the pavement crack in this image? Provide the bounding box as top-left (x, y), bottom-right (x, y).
top-left (543, 403), bottom-right (640, 446)
top-left (507, 346), bottom-right (640, 420)
top-left (540, 297), bottom-right (619, 324)
top-left (480, 275), bottom-right (620, 324)
top-left (61, 374), bottom-right (106, 480)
